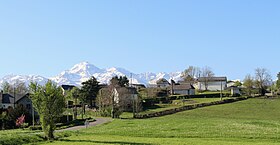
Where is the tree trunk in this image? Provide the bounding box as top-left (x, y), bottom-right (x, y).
top-left (82, 103), bottom-right (85, 119)
top-left (111, 95), bottom-right (115, 118)
top-left (74, 98), bottom-right (77, 120)
top-left (48, 126), bottom-right (54, 140)
top-left (90, 99), bottom-right (93, 109)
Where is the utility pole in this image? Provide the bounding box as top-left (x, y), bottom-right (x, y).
top-left (13, 84), bottom-right (16, 108)
top-left (111, 88), bottom-right (115, 118)
top-left (271, 82), bottom-right (274, 97)
top-left (130, 73), bottom-right (133, 87)
top-left (132, 95), bottom-right (135, 118)
top-left (32, 103), bottom-right (35, 126)
top-left (67, 101), bottom-right (69, 122)
top-left (220, 81), bottom-right (223, 100)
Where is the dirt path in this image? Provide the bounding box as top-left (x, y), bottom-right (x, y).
top-left (56, 118), bottom-right (112, 132)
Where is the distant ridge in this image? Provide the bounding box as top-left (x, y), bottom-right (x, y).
top-left (0, 62), bottom-right (183, 87)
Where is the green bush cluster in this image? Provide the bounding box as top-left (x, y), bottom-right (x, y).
top-left (0, 105), bottom-right (32, 130)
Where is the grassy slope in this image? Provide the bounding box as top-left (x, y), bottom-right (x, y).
top-left (141, 98), bottom-right (230, 114)
top-left (42, 97), bottom-right (280, 145)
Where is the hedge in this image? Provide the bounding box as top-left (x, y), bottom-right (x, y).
top-left (136, 97), bottom-right (251, 119)
top-left (142, 93), bottom-right (229, 108)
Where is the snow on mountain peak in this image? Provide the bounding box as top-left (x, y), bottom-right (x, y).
top-left (0, 62), bottom-right (184, 87)
top-left (50, 62), bottom-right (185, 86)
top-left (0, 74), bottom-right (49, 87)
top-left (69, 61), bottom-right (101, 74)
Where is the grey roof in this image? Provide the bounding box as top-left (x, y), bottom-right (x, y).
top-left (116, 87), bottom-right (138, 94)
top-left (16, 93), bottom-right (30, 103)
top-left (61, 85), bottom-right (76, 91)
top-left (99, 87), bottom-right (138, 95)
top-left (172, 84), bottom-right (195, 90)
top-left (1, 93), bottom-right (29, 104)
top-left (131, 84), bottom-right (146, 88)
top-left (156, 78), bottom-right (170, 84)
top-left (197, 77), bottom-right (227, 82)
top-left (2, 94), bottom-right (13, 104)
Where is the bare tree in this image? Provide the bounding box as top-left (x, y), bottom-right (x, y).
top-left (255, 68), bottom-right (272, 96)
top-left (15, 80), bottom-right (29, 96)
top-left (182, 66), bottom-right (200, 83)
top-left (97, 87), bottom-right (114, 117)
top-left (1, 81), bottom-right (13, 94)
top-left (1, 81), bottom-right (28, 95)
top-left (109, 77), bottom-right (120, 118)
top-left (276, 72), bottom-right (280, 94)
top-left (200, 66), bottom-right (215, 91)
top-left (243, 74), bottom-right (254, 96)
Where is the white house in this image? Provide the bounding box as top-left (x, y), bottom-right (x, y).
top-left (229, 86), bottom-right (241, 96)
top-left (196, 77), bottom-right (227, 91)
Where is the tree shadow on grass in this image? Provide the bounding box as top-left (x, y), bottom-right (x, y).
top-left (143, 104), bottom-right (163, 111)
top-left (59, 139), bottom-right (154, 145)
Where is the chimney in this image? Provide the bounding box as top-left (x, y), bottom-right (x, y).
top-left (171, 79), bottom-right (175, 95)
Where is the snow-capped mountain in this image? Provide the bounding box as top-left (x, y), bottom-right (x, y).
top-left (51, 62), bottom-right (181, 86)
top-left (0, 74), bottom-right (49, 87)
top-left (50, 62), bottom-right (183, 86)
top-left (0, 62), bottom-right (184, 87)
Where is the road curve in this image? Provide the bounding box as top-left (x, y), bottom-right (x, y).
top-left (57, 118), bottom-right (112, 132)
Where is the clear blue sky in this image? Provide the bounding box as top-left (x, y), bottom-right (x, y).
top-left (0, 0), bottom-right (279, 80)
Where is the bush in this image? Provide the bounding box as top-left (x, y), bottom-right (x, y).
top-left (99, 107), bottom-right (112, 117)
top-left (0, 105), bottom-right (33, 130)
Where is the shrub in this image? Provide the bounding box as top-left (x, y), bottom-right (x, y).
top-left (99, 107), bottom-right (112, 117)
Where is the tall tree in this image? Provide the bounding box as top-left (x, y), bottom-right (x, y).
top-left (255, 68), bottom-right (272, 96)
top-left (29, 81), bottom-right (65, 140)
top-left (80, 76), bottom-right (100, 108)
top-left (182, 66), bottom-right (200, 82)
top-left (110, 76), bottom-right (129, 87)
top-left (200, 66), bottom-right (214, 90)
top-left (243, 74), bottom-right (254, 96)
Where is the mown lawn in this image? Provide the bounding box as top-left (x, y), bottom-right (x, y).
top-left (0, 129), bottom-right (43, 145)
top-left (41, 97), bottom-right (280, 145)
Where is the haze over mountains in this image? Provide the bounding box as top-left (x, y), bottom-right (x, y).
top-left (0, 62), bottom-right (183, 87)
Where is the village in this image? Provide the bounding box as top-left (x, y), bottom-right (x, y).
top-left (0, 66), bottom-right (275, 131)
top-left (1, 0), bottom-right (280, 144)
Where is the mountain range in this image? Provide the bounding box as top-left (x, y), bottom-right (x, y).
top-left (0, 62), bottom-right (183, 87)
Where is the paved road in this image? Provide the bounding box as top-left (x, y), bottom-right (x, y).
top-left (57, 118), bottom-right (112, 132)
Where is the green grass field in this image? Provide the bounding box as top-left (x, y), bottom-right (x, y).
top-left (39, 97), bottom-right (280, 145)
top-left (138, 98), bottom-right (229, 114)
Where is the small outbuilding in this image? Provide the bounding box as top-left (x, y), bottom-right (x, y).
top-left (171, 84), bottom-right (195, 95)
